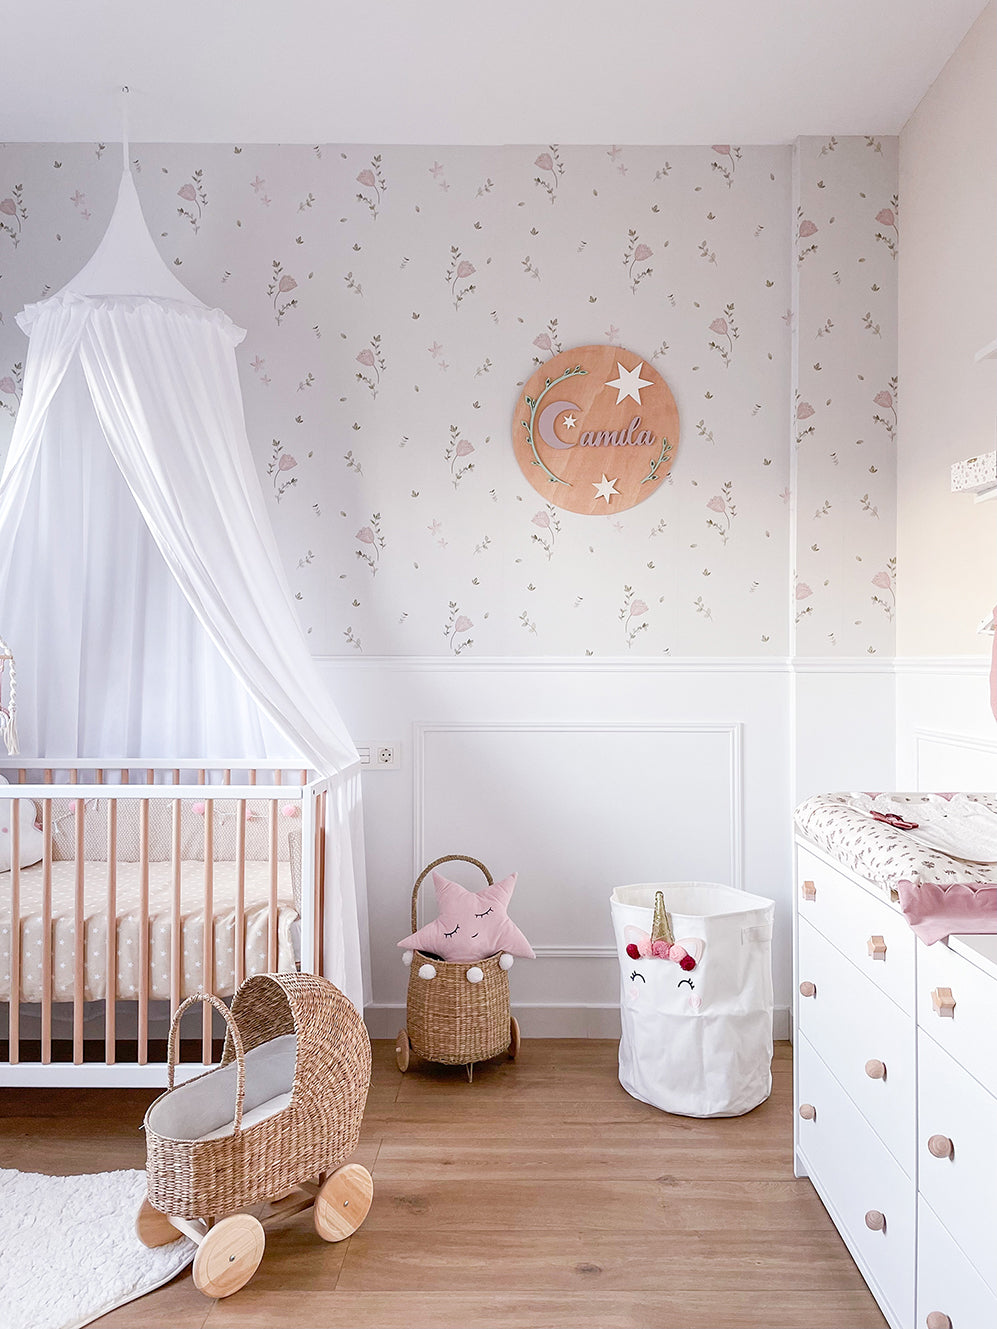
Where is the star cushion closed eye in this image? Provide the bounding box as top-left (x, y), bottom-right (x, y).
top-left (398, 871), bottom-right (535, 962)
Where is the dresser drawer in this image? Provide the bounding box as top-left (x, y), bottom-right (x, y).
top-left (797, 1033), bottom-right (914, 1329)
top-left (797, 845), bottom-right (914, 1013)
top-left (917, 1195), bottom-right (997, 1329)
top-left (798, 917), bottom-right (915, 1174)
top-left (917, 1033), bottom-right (997, 1292)
top-left (916, 939), bottom-right (997, 1097)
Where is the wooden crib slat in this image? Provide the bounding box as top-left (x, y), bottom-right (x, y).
top-left (268, 791), bottom-right (279, 973)
top-left (200, 797), bottom-right (212, 1057)
top-left (105, 800), bottom-right (117, 1064)
top-left (137, 798), bottom-right (150, 1065)
top-left (73, 797), bottom-right (85, 1064)
top-left (170, 798), bottom-right (182, 1022)
top-left (9, 810), bottom-right (20, 1063)
top-left (248, 768), bottom-right (257, 787)
top-left (235, 798), bottom-right (246, 990)
top-left (41, 799), bottom-right (52, 1064)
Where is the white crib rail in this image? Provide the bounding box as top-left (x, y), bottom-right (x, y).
top-left (1, 761), bottom-right (329, 1085)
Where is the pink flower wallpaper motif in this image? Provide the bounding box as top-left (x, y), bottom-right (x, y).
top-left (0, 139), bottom-right (896, 657)
top-left (793, 135), bottom-right (898, 655)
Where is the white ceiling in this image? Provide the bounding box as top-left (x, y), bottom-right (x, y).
top-left (2, 0), bottom-right (989, 145)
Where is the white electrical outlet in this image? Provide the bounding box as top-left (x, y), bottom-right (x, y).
top-left (357, 742), bottom-right (400, 770)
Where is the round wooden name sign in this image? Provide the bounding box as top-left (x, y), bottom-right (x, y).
top-left (512, 345), bottom-right (679, 515)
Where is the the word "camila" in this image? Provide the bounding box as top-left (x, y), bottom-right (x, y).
top-left (577, 416), bottom-right (656, 448)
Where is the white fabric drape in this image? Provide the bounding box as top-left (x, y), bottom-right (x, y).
top-left (0, 174), bottom-right (368, 1006)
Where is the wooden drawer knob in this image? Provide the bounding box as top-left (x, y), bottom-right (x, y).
top-left (864, 1209), bottom-right (886, 1232)
top-left (801, 880), bottom-right (817, 902)
top-left (931, 987), bottom-right (956, 1018)
top-left (864, 1059), bottom-right (886, 1080)
top-left (867, 935), bottom-right (887, 960)
top-left (925, 1314), bottom-right (952, 1329)
top-left (798, 1103), bottom-right (816, 1121)
top-left (927, 1134), bottom-right (954, 1159)
top-left (799, 980), bottom-right (817, 998)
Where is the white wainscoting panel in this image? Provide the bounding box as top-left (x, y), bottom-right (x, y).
top-left (895, 659), bottom-right (996, 788)
top-left (317, 657), bottom-right (850, 1040)
top-left (913, 728), bottom-right (997, 789)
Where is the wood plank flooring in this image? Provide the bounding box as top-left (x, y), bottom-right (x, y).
top-left (0, 1040), bottom-right (887, 1328)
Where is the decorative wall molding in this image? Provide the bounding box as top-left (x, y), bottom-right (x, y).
top-left (913, 727), bottom-right (997, 778)
top-left (365, 1001), bottom-right (791, 1042)
top-left (412, 719), bottom-right (744, 922)
top-left (319, 654), bottom-right (898, 674)
top-left (894, 657), bottom-right (990, 675)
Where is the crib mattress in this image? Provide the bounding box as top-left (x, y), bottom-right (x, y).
top-left (795, 791), bottom-right (997, 895)
top-left (0, 859), bottom-right (297, 1002)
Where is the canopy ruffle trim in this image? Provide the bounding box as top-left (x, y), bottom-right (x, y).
top-left (16, 292), bottom-right (247, 346)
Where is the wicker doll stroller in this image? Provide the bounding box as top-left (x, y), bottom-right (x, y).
top-left (135, 972), bottom-right (372, 1298)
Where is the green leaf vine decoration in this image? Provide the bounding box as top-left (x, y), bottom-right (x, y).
top-left (520, 365), bottom-right (587, 487)
top-left (641, 436), bottom-right (672, 485)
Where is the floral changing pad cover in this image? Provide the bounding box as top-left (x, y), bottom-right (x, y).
top-left (794, 792), bottom-right (997, 893)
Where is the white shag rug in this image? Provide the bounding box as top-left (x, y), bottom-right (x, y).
top-left (0, 1168), bottom-right (196, 1329)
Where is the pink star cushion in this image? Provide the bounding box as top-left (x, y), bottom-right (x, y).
top-left (398, 871), bottom-right (535, 962)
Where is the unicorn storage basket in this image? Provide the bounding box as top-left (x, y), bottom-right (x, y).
top-left (395, 855), bottom-right (520, 1076)
top-left (611, 882), bottom-right (775, 1118)
top-left (138, 972), bottom-right (372, 1298)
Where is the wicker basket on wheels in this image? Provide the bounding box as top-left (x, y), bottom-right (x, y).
top-left (136, 972), bottom-right (373, 1298)
top-left (395, 855), bottom-right (521, 1079)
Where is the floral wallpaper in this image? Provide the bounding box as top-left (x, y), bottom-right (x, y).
top-left (792, 135), bottom-right (899, 656)
top-left (0, 138), bottom-right (895, 657)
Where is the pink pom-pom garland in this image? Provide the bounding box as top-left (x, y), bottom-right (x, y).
top-left (280, 803), bottom-right (300, 818)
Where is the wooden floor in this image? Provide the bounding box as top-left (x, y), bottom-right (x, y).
top-left (0, 1040), bottom-right (887, 1329)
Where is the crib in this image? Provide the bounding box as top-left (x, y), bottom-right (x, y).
top-left (0, 760), bottom-right (332, 1085)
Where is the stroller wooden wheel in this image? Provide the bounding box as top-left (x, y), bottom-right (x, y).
top-left (192, 1214), bottom-right (265, 1298)
top-left (135, 1196), bottom-right (182, 1248)
top-left (395, 1028), bottom-right (411, 1072)
top-left (313, 1163), bottom-right (374, 1242)
top-left (508, 1015), bottom-right (521, 1060)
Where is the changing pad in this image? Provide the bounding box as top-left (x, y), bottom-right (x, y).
top-left (795, 792), bottom-right (997, 895)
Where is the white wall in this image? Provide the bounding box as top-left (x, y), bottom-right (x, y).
top-left (0, 139), bottom-right (902, 1037)
top-left (897, 0), bottom-right (997, 782)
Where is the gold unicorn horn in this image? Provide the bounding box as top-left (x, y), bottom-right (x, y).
top-left (650, 890), bottom-right (675, 946)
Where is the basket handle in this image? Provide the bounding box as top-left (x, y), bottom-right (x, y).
top-left (412, 854), bottom-right (493, 932)
top-left (167, 993), bottom-right (247, 1135)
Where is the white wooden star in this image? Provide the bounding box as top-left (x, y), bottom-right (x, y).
top-left (593, 474), bottom-right (620, 504)
top-left (562, 413), bottom-right (577, 429)
top-left (605, 361), bottom-right (653, 405)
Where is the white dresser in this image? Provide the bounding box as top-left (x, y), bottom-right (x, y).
top-left (795, 840), bottom-right (997, 1329)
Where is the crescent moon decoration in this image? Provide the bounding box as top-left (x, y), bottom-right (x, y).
top-left (536, 399), bottom-right (581, 450)
top-left (521, 365), bottom-right (588, 486)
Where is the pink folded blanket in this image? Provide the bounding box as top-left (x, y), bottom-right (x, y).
top-left (896, 879), bottom-right (997, 945)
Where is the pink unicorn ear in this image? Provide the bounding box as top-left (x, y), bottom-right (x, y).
top-left (677, 937), bottom-right (705, 965)
top-left (624, 925), bottom-right (652, 958)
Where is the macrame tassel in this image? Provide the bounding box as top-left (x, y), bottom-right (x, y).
top-left (0, 637), bottom-right (19, 756)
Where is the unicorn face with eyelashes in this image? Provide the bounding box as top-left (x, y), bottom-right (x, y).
top-left (622, 891), bottom-right (706, 1015)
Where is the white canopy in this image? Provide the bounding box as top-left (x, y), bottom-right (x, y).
top-left (0, 171), bottom-right (368, 1006)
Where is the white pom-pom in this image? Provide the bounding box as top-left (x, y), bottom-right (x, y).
top-left (466, 966), bottom-right (484, 984)
top-left (499, 953), bottom-right (515, 970)
top-left (418, 963), bottom-right (437, 980)
top-left (402, 950), bottom-right (414, 967)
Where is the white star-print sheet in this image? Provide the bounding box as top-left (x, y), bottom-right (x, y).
top-left (0, 858), bottom-right (297, 1002)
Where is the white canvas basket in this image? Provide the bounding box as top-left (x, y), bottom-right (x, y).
top-left (611, 881), bottom-right (775, 1118)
